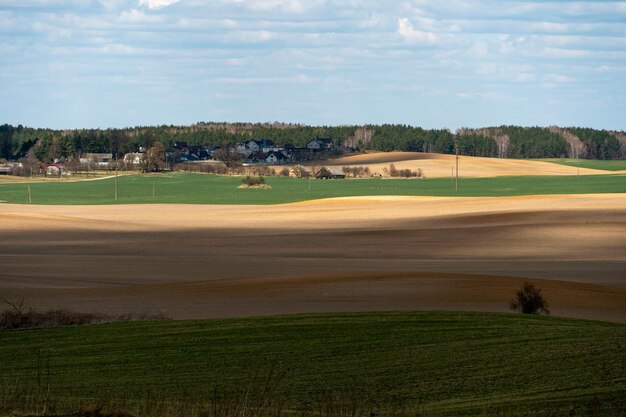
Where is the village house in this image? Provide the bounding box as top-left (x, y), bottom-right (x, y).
top-left (246, 140), bottom-right (260, 153)
top-left (189, 145), bottom-right (210, 160)
top-left (306, 137), bottom-right (334, 150)
top-left (265, 150), bottom-right (287, 165)
top-left (123, 152), bottom-right (144, 166)
top-left (236, 142), bottom-right (251, 156)
top-left (45, 164), bottom-right (68, 177)
top-left (80, 153), bottom-right (113, 168)
top-left (172, 141), bottom-right (189, 153)
top-left (244, 139), bottom-right (275, 154)
top-left (249, 152), bottom-right (268, 164)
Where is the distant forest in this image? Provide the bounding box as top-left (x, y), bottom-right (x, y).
top-left (1, 122), bottom-right (624, 163)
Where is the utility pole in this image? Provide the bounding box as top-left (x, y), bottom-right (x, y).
top-left (455, 146), bottom-right (459, 192)
top-left (114, 162), bottom-right (118, 201)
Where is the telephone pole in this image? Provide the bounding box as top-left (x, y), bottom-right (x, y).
top-left (114, 161), bottom-right (118, 201)
top-left (455, 145), bottom-right (459, 192)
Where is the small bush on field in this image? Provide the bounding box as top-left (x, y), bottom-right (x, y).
top-left (510, 282), bottom-right (550, 315)
top-left (279, 167), bottom-right (290, 177)
top-left (242, 176), bottom-right (265, 186)
top-left (0, 298), bottom-right (168, 329)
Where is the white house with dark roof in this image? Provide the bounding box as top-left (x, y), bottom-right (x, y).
top-left (306, 137), bottom-right (334, 150)
top-left (266, 151), bottom-right (287, 165)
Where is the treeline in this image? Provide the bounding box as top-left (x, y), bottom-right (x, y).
top-left (1, 123), bottom-right (624, 163)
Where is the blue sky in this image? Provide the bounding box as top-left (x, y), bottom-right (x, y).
top-left (1, 0), bottom-right (625, 130)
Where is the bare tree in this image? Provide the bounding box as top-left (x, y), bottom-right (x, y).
top-left (213, 141), bottom-right (244, 168)
top-left (18, 149), bottom-right (40, 177)
top-left (143, 142), bottom-right (166, 172)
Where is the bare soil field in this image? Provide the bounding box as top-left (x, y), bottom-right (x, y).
top-left (1, 194), bottom-right (625, 322)
top-left (324, 151), bottom-right (621, 177)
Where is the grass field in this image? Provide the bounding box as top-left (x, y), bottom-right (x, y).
top-left (1, 173), bottom-right (625, 205)
top-left (539, 159), bottom-right (626, 171)
top-left (1, 312), bottom-right (624, 417)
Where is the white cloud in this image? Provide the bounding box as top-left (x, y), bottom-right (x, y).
top-left (516, 73), bottom-right (536, 82)
top-left (225, 30), bottom-right (274, 43)
top-left (120, 9), bottom-right (165, 23)
top-left (227, 0), bottom-right (326, 13)
top-left (0, 11), bottom-right (14, 30)
top-left (138, 0), bottom-right (180, 9)
top-left (398, 18), bottom-right (437, 44)
top-left (2, 0), bottom-right (625, 129)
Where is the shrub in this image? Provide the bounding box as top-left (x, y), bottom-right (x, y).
top-left (0, 297), bottom-right (169, 329)
top-left (242, 176), bottom-right (265, 186)
top-left (0, 308), bottom-right (105, 329)
top-left (290, 166), bottom-right (310, 178)
top-left (279, 167), bottom-right (290, 177)
top-left (510, 282), bottom-right (550, 315)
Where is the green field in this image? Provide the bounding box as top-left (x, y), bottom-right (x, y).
top-left (539, 159), bottom-right (626, 171)
top-left (1, 312), bottom-right (624, 417)
top-left (1, 173), bottom-right (625, 205)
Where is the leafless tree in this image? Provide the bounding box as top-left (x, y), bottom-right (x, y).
top-left (143, 142), bottom-right (166, 172)
top-left (213, 142), bottom-right (244, 168)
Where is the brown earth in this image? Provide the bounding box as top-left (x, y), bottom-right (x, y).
top-left (1, 194), bottom-right (625, 322)
top-left (323, 152), bottom-right (619, 177)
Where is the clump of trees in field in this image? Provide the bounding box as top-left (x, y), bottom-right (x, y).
top-left (510, 283), bottom-right (550, 315)
top-left (342, 166), bottom-right (371, 178)
top-left (382, 164), bottom-right (424, 178)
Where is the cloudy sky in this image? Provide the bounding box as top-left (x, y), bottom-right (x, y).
top-left (1, 0), bottom-right (625, 130)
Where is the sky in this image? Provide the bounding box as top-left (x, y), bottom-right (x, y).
top-left (1, 0), bottom-right (625, 130)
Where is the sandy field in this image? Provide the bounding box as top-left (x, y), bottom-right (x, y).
top-left (1, 193), bottom-right (625, 322)
top-left (323, 152), bottom-right (621, 177)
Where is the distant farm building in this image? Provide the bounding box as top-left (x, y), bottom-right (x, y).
top-left (316, 167), bottom-right (345, 179)
top-left (0, 165), bottom-right (11, 175)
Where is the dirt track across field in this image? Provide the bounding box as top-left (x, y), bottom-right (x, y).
top-left (1, 194), bottom-right (625, 322)
top-left (323, 152), bottom-right (620, 177)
